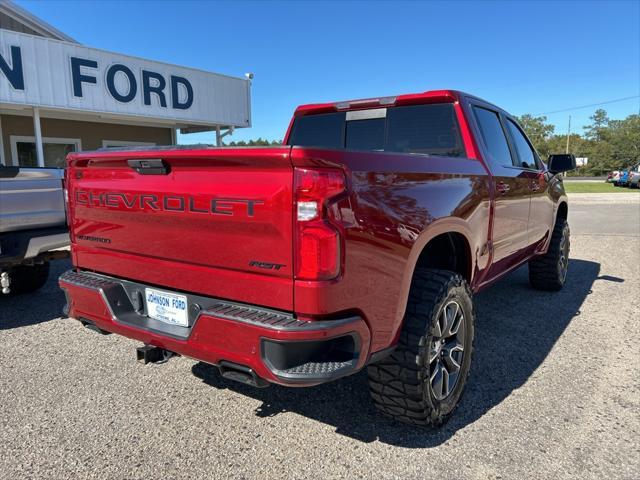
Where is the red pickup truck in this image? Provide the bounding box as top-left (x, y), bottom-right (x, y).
top-left (60, 90), bottom-right (575, 426)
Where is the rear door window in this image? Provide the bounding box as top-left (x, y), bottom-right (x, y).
top-left (288, 104), bottom-right (464, 157)
top-left (386, 104), bottom-right (463, 156)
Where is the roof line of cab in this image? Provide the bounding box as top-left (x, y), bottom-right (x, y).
top-left (293, 89), bottom-right (503, 117)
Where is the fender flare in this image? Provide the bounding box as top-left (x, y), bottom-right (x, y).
top-left (555, 196), bottom-right (569, 221)
top-left (539, 195), bottom-right (569, 254)
top-left (390, 217), bottom-right (477, 340)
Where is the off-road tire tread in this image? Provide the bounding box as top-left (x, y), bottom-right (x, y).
top-left (528, 219), bottom-right (569, 291)
top-left (367, 268), bottom-right (474, 427)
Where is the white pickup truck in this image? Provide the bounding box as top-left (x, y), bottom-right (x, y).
top-left (0, 166), bottom-right (69, 294)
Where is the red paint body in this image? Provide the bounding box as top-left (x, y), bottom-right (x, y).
top-left (61, 90), bottom-right (567, 386)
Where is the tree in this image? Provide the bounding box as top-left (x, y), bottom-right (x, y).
top-left (517, 109), bottom-right (638, 175)
top-left (226, 138), bottom-right (283, 146)
top-left (580, 109), bottom-right (614, 175)
top-left (608, 115), bottom-right (640, 169)
top-left (583, 109), bottom-right (610, 142)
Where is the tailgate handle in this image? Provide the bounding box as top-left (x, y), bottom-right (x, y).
top-left (127, 159), bottom-right (170, 175)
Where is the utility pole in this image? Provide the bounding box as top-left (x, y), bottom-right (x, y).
top-left (565, 115), bottom-right (571, 154)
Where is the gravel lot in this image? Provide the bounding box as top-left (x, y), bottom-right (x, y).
top-left (1, 194), bottom-right (638, 480)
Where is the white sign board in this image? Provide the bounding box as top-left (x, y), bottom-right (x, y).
top-left (576, 157), bottom-right (588, 166)
top-left (0, 29), bottom-right (251, 128)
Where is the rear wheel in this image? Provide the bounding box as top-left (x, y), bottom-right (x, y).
top-left (367, 268), bottom-right (474, 427)
top-left (7, 262), bottom-right (50, 295)
top-left (528, 219), bottom-right (570, 291)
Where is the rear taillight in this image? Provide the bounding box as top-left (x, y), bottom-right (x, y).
top-left (294, 168), bottom-right (346, 281)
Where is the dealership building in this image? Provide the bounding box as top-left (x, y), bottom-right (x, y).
top-left (0, 1), bottom-right (250, 167)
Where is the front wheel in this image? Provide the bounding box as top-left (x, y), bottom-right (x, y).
top-left (367, 268), bottom-right (474, 427)
top-left (528, 219), bottom-right (570, 291)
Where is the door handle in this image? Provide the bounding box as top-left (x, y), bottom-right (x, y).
top-left (496, 182), bottom-right (510, 195)
top-left (530, 181), bottom-right (540, 192)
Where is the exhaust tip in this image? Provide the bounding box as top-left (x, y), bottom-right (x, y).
top-left (80, 319), bottom-right (111, 335)
top-left (219, 360), bottom-right (269, 388)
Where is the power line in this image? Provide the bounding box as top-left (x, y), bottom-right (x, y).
top-left (533, 95), bottom-right (640, 116)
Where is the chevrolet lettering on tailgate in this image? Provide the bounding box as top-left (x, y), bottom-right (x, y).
top-left (75, 190), bottom-right (264, 217)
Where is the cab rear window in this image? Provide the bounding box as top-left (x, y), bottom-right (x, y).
top-left (287, 103), bottom-right (464, 157)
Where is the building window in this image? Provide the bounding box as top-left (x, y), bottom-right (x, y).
top-left (10, 136), bottom-right (82, 168)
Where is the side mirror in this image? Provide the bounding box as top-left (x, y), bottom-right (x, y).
top-left (547, 154), bottom-right (576, 174)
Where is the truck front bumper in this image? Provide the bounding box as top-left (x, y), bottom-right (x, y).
top-left (59, 269), bottom-right (371, 387)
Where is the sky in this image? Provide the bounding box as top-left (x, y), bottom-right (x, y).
top-left (18, 0), bottom-right (640, 144)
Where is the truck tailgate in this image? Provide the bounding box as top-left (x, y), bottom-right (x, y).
top-left (66, 147), bottom-right (294, 310)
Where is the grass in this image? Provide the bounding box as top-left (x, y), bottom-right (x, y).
top-left (563, 181), bottom-right (640, 193)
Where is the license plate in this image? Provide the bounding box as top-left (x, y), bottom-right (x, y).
top-left (144, 288), bottom-right (188, 327)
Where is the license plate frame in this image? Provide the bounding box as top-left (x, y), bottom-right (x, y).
top-left (144, 287), bottom-right (189, 327)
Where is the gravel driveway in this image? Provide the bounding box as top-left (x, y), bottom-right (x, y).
top-left (1, 195), bottom-right (638, 480)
